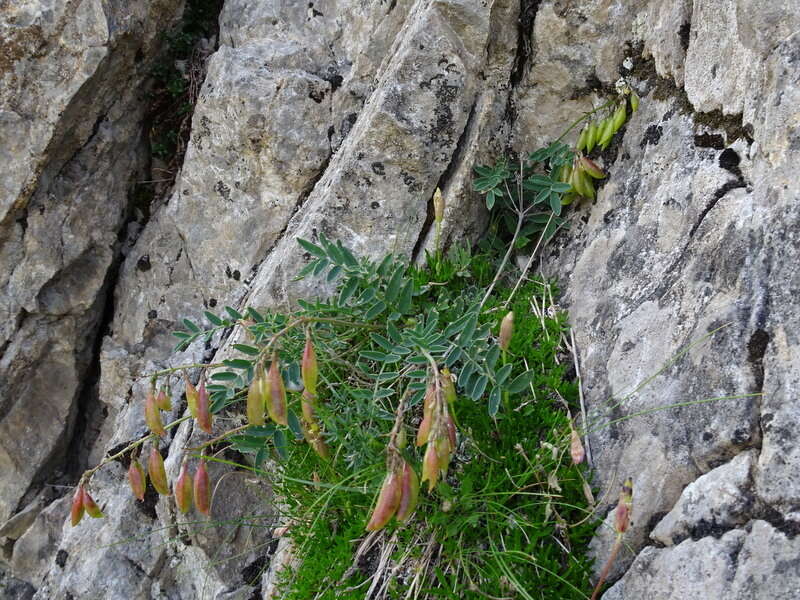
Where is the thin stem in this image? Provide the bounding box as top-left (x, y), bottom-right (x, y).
top-left (480, 211), bottom-right (524, 308)
top-left (503, 212), bottom-right (554, 308)
top-left (184, 424), bottom-right (250, 453)
top-left (590, 536), bottom-right (621, 600)
top-left (555, 98), bottom-right (617, 144)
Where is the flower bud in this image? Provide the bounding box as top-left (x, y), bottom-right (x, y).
top-left (184, 373), bottom-right (199, 419)
top-left (145, 390), bottom-right (166, 437)
top-left (578, 156), bottom-right (605, 179)
top-left (421, 443), bottom-right (440, 491)
top-left (614, 478), bottom-right (633, 535)
top-left (267, 355), bottom-right (288, 426)
top-left (194, 460), bottom-right (211, 516)
top-left (82, 488), bottom-right (104, 519)
top-left (174, 463), bottom-right (193, 514)
top-left (196, 378), bottom-right (212, 434)
top-left (499, 311), bottom-right (514, 352)
top-left (128, 459), bottom-right (147, 501)
top-left (570, 427), bottom-right (585, 465)
top-left (433, 187), bottom-right (445, 223)
top-left (395, 461), bottom-right (420, 522)
top-left (70, 486), bottom-right (85, 527)
top-left (156, 387), bottom-right (172, 411)
top-left (247, 371), bottom-right (266, 426)
top-left (301, 333), bottom-right (318, 399)
top-left (147, 447), bottom-right (170, 496)
top-left (365, 471), bottom-right (401, 531)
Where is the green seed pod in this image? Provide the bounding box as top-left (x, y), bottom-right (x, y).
top-left (441, 368), bottom-right (457, 407)
top-left (196, 379), bottom-right (212, 434)
top-left (194, 460), bottom-right (211, 516)
top-left (499, 311), bottom-right (514, 352)
top-left (395, 461), bottom-right (420, 522)
top-left (184, 373), bottom-right (199, 419)
top-left (147, 447), bottom-right (170, 496)
top-left (421, 443), bottom-right (441, 491)
top-left (598, 117), bottom-right (615, 149)
top-left (267, 355), bottom-right (288, 426)
top-left (174, 463), bottom-right (193, 514)
top-left (586, 121), bottom-right (599, 152)
top-left (561, 192), bottom-right (577, 206)
top-left (576, 124), bottom-right (590, 152)
top-left (611, 103), bottom-right (627, 134)
top-left (301, 332), bottom-right (318, 399)
top-left (247, 370), bottom-right (266, 427)
top-left (82, 488), bottom-right (104, 519)
top-left (70, 486), bottom-right (85, 527)
top-left (630, 91), bottom-right (640, 112)
top-left (570, 164), bottom-right (589, 197)
top-left (145, 390), bottom-right (166, 437)
top-left (365, 471), bottom-right (401, 531)
top-left (128, 459), bottom-right (147, 501)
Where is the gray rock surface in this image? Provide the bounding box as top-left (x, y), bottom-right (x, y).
top-left (1, 0), bottom-right (800, 598)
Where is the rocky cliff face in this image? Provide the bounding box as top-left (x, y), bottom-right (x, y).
top-left (1, 1), bottom-right (798, 598)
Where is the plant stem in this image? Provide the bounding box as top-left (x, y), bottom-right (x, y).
top-left (590, 535), bottom-right (621, 600)
top-left (480, 212), bottom-right (524, 308)
top-left (555, 98), bottom-right (617, 144)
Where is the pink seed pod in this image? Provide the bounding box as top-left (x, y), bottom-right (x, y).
top-left (416, 383), bottom-right (436, 447)
top-left (421, 443), bottom-right (441, 491)
top-left (578, 156), bottom-right (605, 179)
top-left (174, 463), bottom-right (194, 514)
top-left (570, 427), bottom-right (585, 465)
top-left (194, 460), bottom-right (211, 516)
top-left (267, 356), bottom-right (288, 426)
top-left (196, 378), bottom-right (212, 434)
top-left (395, 461), bottom-right (420, 522)
top-left (145, 390), bottom-right (166, 437)
top-left (156, 387), bottom-right (172, 411)
top-left (128, 459), bottom-right (147, 501)
top-left (147, 447), bottom-right (170, 496)
top-left (365, 471), bottom-right (401, 531)
top-left (81, 488), bottom-right (104, 519)
top-left (70, 486), bottom-right (85, 527)
top-left (614, 478), bottom-right (633, 535)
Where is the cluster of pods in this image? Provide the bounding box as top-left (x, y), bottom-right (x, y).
top-left (127, 449), bottom-right (211, 516)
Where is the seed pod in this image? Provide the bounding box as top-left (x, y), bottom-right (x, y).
top-left (194, 460), bottom-right (211, 516)
top-left (435, 435), bottom-right (453, 476)
top-left (630, 91), bottom-right (640, 112)
top-left (396, 461), bottom-right (420, 522)
top-left (586, 121), bottom-right (599, 152)
top-left (559, 163), bottom-right (573, 188)
top-left (196, 378), bottom-right (212, 434)
top-left (598, 117), bottom-right (615, 149)
top-left (572, 166), bottom-right (595, 199)
top-left (82, 488), bottom-right (104, 519)
top-left (614, 478), bottom-right (633, 535)
top-left (267, 356), bottom-right (288, 426)
top-left (611, 103), bottom-right (627, 133)
top-left (570, 428), bottom-right (585, 465)
top-left (433, 187), bottom-right (445, 223)
top-left (128, 459), bottom-right (147, 501)
top-left (445, 413), bottom-right (457, 449)
top-left (301, 333), bottom-right (318, 399)
top-left (147, 447), bottom-right (170, 496)
top-left (156, 387), bottom-right (172, 411)
top-left (174, 463), bottom-right (193, 514)
top-left (144, 390), bottom-right (166, 437)
top-left (365, 471), bottom-right (401, 531)
top-left (499, 311), bottom-right (514, 352)
top-left (184, 373), bottom-right (199, 419)
top-left (579, 156), bottom-right (605, 179)
top-left (416, 383), bottom-right (436, 446)
top-left (247, 371), bottom-right (266, 427)
top-left (309, 432), bottom-right (330, 461)
top-left (576, 124), bottom-right (589, 152)
top-left (70, 486), bottom-right (85, 527)
top-left (396, 427), bottom-right (407, 450)
top-left (421, 443), bottom-right (441, 491)
top-left (441, 369), bottom-right (457, 407)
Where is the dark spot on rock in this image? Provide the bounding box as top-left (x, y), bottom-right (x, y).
top-left (647, 511), bottom-right (668, 534)
top-left (732, 428), bottom-right (751, 445)
top-left (208, 298), bottom-right (217, 307)
top-left (183, 189), bottom-right (189, 195)
top-left (232, 269), bottom-right (241, 281)
top-left (136, 486), bottom-right (159, 520)
top-left (371, 201), bottom-right (379, 209)
top-left (66, 593), bottom-right (75, 600)
top-left (214, 180), bottom-right (231, 201)
top-left (694, 133), bottom-right (725, 149)
top-left (134, 49), bottom-right (145, 64)
top-left (703, 431), bottom-right (714, 441)
top-left (679, 21), bottom-right (691, 51)
top-left (690, 518), bottom-right (729, 540)
top-left (308, 87), bottom-right (325, 103)
top-left (323, 72), bottom-right (343, 92)
top-left (640, 124), bottom-right (663, 148)
top-left (747, 329), bottom-right (769, 391)
top-left (137, 255), bottom-right (151, 271)
top-left (55, 549), bottom-right (68, 567)
top-left (147, 310), bottom-right (157, 320)
top-left (621, 341), bottom-right (635, 352)
top-left (327, 125), bottom-right (335, 140)
top-left (711, 64), bottom-right (718, 78)
top-left (371, 162), bottom-right (385, 176)
top-left (719, 148), bottom-right (742, 176)
top-left (241, 555), bottom-right (269, 585)
top-left (761, 412), bottom-right (774, 432)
